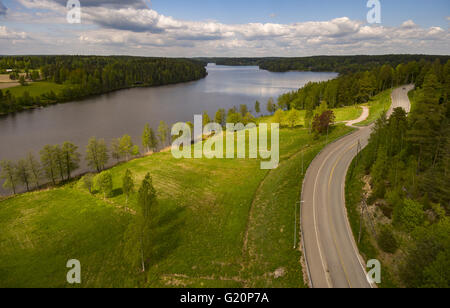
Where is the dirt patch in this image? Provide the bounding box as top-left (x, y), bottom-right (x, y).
top-left (0, 82), bottom-right (18, 90)
top-left (0, 74), bottom-right (13, 83)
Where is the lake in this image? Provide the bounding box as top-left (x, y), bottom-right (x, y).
top-left (0, 64), bottom-right (337, 194)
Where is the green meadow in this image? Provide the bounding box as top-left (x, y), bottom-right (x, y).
top-left (4, 81), bottom-right (66, 97)
top-left (0, 120), bottom-right (355, 287)
top-left (357, 89), bottom-right (392, 126)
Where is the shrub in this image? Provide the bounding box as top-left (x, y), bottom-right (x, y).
top-left (377, 225), bottom-right (398, 254)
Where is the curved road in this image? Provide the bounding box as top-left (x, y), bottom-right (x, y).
top-left (300, 85), bottom-right (414, 288)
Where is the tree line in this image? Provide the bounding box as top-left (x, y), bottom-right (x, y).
top-left (0, 56), bottom-right (207, 115)
top-left (277, 59), bottom-right (450, 112)
top-left (352, 68), bottom-right (449, 287)
top-left (0, 120), bottom-right (177, 194)
top-left (200, 55), bottom-right (449, 74)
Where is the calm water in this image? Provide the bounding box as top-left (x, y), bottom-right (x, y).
top-left (0, 64), bottom-right (337, 193)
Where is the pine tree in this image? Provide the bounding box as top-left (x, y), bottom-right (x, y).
top-left (408, 72), bottom-right (444, 171)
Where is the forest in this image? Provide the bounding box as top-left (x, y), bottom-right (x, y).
top-left (0, 56), bottom-right (207, 114)
top-left (200, 55), bottom-right (450, 73)
top-left (276, 58), bottom-right (450, 112)
top-left (348, 68), bottom-right (449, 288)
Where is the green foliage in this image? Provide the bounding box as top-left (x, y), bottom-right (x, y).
top-left (61, 142), bottom-right (80, 180)
top-left (284, 108), bottom-right (302, 128)
top-left (377, 225), bottom-right (398, 254)
top-left (0, 56), bottom-right (207, 115)
top-left (96, 171), bottom-right (113, 198)
top-left (137, 173), bottom-right (158, 272)
top-left (254, 101), bottom-right (261, 114)
top-left (266, 98), bottom-right (277, 114)
top-left (400, 219), bottom-right (450, 288)
top-left (157, 121), bottom-right (169, 147)
top-left (86, 137), bottom-right (109, 173)
top-left (215, 109), bottom-right (226, 127)
top-left (82, 173), bottom-right (95, 194)
top-left (396, 199), bottom-right (424, 233)
top-left (202, 111), bottom-right (211, 127)
top-left (239, 104), bottom-right (248, 117)
top-left (142, 124), bottom-right (158, 153)
top-left (122, 169), bottom-right (134, 204)
top-left (40, 145), bottom-right (58, 185)
top-left (0, 160), bottom-right (17, 194)
top-left (26, 152), bottom-right (41, 189)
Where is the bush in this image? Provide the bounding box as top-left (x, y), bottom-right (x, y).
top-left (377, 225), bottom-right (398, 254)
top-left (395, 199), bottom-right (424, 233)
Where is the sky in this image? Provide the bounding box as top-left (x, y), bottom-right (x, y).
top-left (0, 0), bottom-right (449, 56)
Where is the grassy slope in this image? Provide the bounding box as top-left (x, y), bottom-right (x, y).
top-left (357, 90), bottom-right (392, 126)
top-left (0, 119), bottom-right (355, 288)
top-left (259, 105), bottom-right (363, 127)
top-left (4, 81), bottom-right (65, 97)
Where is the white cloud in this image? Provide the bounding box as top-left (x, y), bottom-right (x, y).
top-left (0, 26), bottom-right (27, 40)
top-left (1, 2), bottom-right (449, 57)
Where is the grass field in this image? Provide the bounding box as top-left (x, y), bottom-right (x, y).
top-left (0, 100), bottom-right (361, 288)
top-left (259, 105), bottom-right (363, 127)
top-left (357, 89), bottom-right (392, 126)
top-left (3, 81), bottom-right (66, 97)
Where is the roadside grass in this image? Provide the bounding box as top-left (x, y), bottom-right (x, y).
top-left (345, 149), bottom-right (398, 288)
top-left (259, 105), bottom-right (363, 127)
top-left (0, 109), bottom-right (358, 288)
top-left (243, 124), bottom-right (353, 288)
top-left (356, 89), bottom-right (392, 126)
top-left (4, 81), bottom-right (66, 97)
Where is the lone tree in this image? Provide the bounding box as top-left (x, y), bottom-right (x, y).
top-left (86, 137), bottom-right (109, 172)
top-left (312, 110), bottom-right (336, 136)
top-left (137, 173), bottom-right (158, 272)
top-left (122, 169), bottom-right (134, 206)
top-left (0, 160), bottom-right (17, 194)
top-left (61, 142), bottom-right (80, 180)
top-left (97, 171), bottom-right (113, 199)
top-left (157, 121), bottom-right (169, 148)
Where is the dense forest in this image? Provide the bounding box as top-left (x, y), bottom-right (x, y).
top-left (0, 56), bottom-right (207, 114)
top-left (276, 58), bottom-right (450, 113)
top-left (200, 55), bottom-right (450, 73)
top-left (349, 68), bottom-right (449, 287)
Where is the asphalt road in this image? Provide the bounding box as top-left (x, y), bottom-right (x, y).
top-left (300, 85), bottom-right (414, 288)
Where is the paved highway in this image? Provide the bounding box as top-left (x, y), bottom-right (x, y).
top-left (300, 85), bottom-right (414, 288)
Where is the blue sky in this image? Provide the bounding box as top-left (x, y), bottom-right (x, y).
top-left (150, 0), bottom-right (449, 28)
top-left (0, 0), bottom-right (448, 56)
